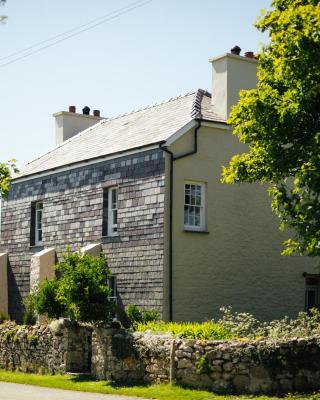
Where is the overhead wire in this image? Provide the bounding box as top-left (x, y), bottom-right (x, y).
top-left (0, 0), bottom-right (153, 69)
top-left (0, 0), bottom-right (149, 62)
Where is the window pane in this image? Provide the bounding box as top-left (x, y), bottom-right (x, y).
top-left (112, 189), bottom-right (117, 208)
top-left (195, 207), bottom-right (200, 226)
top-left (185, 194), bottom-right (190, 205)
top-left (113, 210), bottom-right (117, 225)
top-left (38, 229), bottom-right (42, 242)
top-left (307, 289), bottom-right (317, 309)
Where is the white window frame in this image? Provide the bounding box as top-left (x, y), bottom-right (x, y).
top-left (108, 187), bottom-right (118, 236)
top-left (184, 181), bottom-right (206, 231)
top-left (108, 276), bottom-right (117, 304)
top-left (35, 201), bottom-right (43, 245)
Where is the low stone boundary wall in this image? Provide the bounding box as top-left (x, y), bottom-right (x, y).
top-left (173, 337), bottom-right (320, 394)
top-left (0, 320), bottom-right (91, 374)
top-left (1, 322), bottom-right (320, 394)
top-left (91, 328), bottom-right (172, 383)
top-left (91, 329), bottom-right (320, 394)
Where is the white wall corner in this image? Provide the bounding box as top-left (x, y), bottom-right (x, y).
top-left (30, 248), bottom-right (56, 292)
top-left (80, 243), bottom-right (102, 257)
top-left (0, 253), bottom-right (8, 316)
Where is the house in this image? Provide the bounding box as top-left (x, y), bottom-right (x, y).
top-left (0, 49), bottom-right (317, 323)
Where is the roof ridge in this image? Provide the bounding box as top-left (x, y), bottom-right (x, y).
top-left (106, 90), bottom-right (197, 122)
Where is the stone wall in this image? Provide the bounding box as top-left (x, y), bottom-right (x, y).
top-left (173, 337), bottom-right (320, 394)
top-left (91, 328), bottom-right (320, 394)
top-left (2, 322), bottom-right (320, 395)
top-left (92, 328), bottom-right (172, 383)
top-left (0, 319), bottom-right (91, 374)
top-left (0, 148), bottom-right (165, 322)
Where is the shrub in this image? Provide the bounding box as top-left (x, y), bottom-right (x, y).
top-left (127, 304), bottom-right (159, 328)
top-left (136, 320), bottom-right (232, 340)
top-left (35, 279), bottom-right (66, 319)
top-left (33, 251), bottom-right (114, 324)
top-left (0, 310), bottom-right (8, 324)
top-left (215, 306), bottom-right (320, 339)
top-left (216, 306), bottom-right (260, 338)
top-left (22, 292), bottom-right (38, 325)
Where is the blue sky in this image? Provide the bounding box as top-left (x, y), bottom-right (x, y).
top-left (0, 0), bottom-right (270, 167)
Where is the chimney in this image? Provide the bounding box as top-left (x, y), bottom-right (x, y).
top-left (53, 106), bottom-right (104, 145)
top-left (209, 47), bottom-right (258, 121)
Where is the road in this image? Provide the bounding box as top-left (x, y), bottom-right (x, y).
top-left (0, 382), bottom-right (152, 400)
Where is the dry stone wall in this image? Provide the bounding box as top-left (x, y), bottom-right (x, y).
top-left (91, 328), bottom-right (320, 394)
top-left (1, 322), bottom-right (320, 395)
top-left (173, 337), bottom-right (320, 394)
top-left (91, 328), bottom-right (171, 383)
top-left (0, 319), bottom-right (91, 374)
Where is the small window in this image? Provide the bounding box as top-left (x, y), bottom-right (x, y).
top-left (305, 275), bottom-right (320, 312)
top-left (108, 276), bottom-right (117, 304)
top-left (184, 182), bottom-right (205, 231)
top-left (102, 187), bottom-right (118, 236)
top-left (30, 201), bottom-right (43, 246)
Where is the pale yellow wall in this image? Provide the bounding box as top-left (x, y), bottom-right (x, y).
top-left (165, 125), bottom-right (317, 322)
top-left (0, 253), bottom-right (8, 316)
top-left (210, 54), bottom-right (258, 120)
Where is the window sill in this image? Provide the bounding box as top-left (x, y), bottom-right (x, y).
top-left (101, 235), bottom-right (121, 244)
top-left (183, 229), bottom-right (210, 234)
top-left (29, 244), bottom-right (44, 251)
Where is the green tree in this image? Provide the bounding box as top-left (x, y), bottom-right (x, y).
top-left (222, 0), bottom-right (320, 258)
top-left (33, 252), bottom-right (114, 324)
top-left (0, 0), bottom-right (7, 23)
top-left (0, 160), bottom-right (17, 198)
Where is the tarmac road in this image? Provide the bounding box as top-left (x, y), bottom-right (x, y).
top-left (0, 382), bottom-right (152, 400)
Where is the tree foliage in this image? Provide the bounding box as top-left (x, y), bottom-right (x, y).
top-left (222, 0), bottom-right (320, 257)
top-left (0, 160), bottom-right (17, 198)
top-left (0, 0), bottom-right (7, 23)
top-left (34, 252), bottom-right (114, 323)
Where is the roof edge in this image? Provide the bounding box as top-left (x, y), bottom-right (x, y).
top-left (13, 142), bottom-right (164, 183)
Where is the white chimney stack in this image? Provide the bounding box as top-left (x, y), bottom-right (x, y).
top-left (209, 49), bottom-right (258, 121)
top-left (53, 105), bottom-right (104, 145)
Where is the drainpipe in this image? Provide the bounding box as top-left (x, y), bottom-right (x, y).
top-left (160, 146), bottom-right (174, 321)
top-left (160, 119), bottom-right (201, 321)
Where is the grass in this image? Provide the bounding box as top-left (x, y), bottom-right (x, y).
top-left (0, 370), bottom-right (320, 400)
top-left (136, 320), bottom-right (232, 340)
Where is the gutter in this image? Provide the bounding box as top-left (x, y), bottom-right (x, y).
top-left (160, 118), bottom-right (202, 321)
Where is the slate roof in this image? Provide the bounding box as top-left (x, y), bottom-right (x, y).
top-left (16, 89), bottom-right (225, 179)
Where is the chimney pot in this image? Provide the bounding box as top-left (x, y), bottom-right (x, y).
top-left (230, 45), bottom-right (241, 56)
top-left (69, 105), bottom-right (76, 113)
top-left (82, 106), bottom-right (90, 115)
top-left (93, 109), bottom-right (100, 117)
top-left (244, 51), bottom-right (254, 59)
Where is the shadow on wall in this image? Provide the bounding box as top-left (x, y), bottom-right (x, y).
top-left (7, 259), bottom-right (23, 323)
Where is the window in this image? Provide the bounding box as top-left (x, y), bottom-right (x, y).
top-left (102, 187), bottom-right (118, 236)
top-left (305, 275), bottom-right (320, 312)
top-left (108, 276), bottom-right (117, 304)
top-left (30, 201), bottom-right (43, 246)
top-left (184, 182), bottom-right (205, 231)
